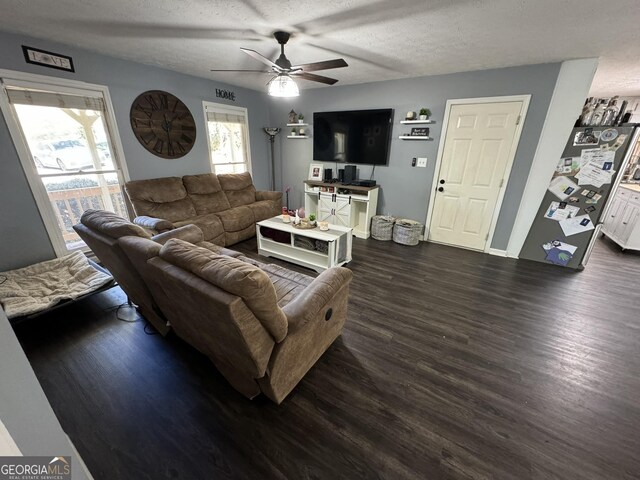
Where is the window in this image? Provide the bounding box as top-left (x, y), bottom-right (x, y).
top-left (0, 74), bottom-right (129, 256)
top-left (203, 102), bottom-right (252, 175)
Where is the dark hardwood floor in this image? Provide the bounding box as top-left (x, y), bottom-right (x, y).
top-left (12, 235), bottom-right (640, 480)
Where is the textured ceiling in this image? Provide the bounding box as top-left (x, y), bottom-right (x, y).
top-left (1, 0), bottom-right (639, 96)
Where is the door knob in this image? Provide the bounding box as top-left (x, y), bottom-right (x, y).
top-left (439, 179), bottom-right (445, 184)
top-left (438, 187), bottom-right (444, 192)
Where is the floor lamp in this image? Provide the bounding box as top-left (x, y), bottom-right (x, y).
top-left (264, 127), bottom-right (281, 191)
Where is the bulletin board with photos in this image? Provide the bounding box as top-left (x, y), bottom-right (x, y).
top-left (520, 125), bottom-right (635, 268)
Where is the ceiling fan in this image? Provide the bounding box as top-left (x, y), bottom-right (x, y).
top-left (210, 31), bottom-right (348, 97)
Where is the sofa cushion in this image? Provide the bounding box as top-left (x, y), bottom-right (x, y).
top-left (126, 177), bottom-right (197, 222)
top-left (218, 172), bottom-right (257, 207)
top-left (174, 214), bottom-right (225, 244)
top-left (261, 264), bottom-right (314, 307)
top-left (159, 239), bottom-right (287, 342)
top-left (237, 258), bottom-right (311, 307)
top-left (81, 209), bottom-right (151, 239)
top-left (183, 174), bottom-right (232, 215)
top-left (215, 206), bottom-right (254, 232)
top-left (247, 200), bottom-right (279, 223)
top-left (224, 225), bottom-right (255, 246)
top-left (196, 241), bottom-right (245, 258)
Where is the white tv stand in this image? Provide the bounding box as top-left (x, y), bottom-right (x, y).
top-left (303, 181), bottom-right (379, 239)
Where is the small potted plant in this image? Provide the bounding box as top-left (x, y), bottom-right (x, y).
top-left (309, 213), bottom-right (316, 226)
top-left (419, 108), bottom-right (431, 121)
top-left (298, 114), bottom-right (305, 124)
top-left (291, 127), bottom-right (297, 136)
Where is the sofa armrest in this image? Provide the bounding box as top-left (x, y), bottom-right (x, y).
top-left (151, 224), bottom-right (204, 245)
top-left (282, 267), bottom-right (353, 335)
top-left (134, 216), bottom-right (174, 233)
top-left (256, 191), bottom-right (283, 202)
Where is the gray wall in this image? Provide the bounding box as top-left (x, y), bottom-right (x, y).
top-left (0, 30), bottom-right (270, 271)
top-left (0, 28), bottom-right (562, 270)
top-left (270, 63), bottom-right (561, 250)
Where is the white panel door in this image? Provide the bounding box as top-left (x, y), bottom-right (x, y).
top-left (429, 101), bottom-right (523, 250)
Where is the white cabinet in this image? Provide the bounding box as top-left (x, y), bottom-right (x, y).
top-left (304, 181), bottom-right (379, 239)
top-left (602, 185), bottom-right (640, 251)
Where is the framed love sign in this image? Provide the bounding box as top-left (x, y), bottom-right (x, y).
top-left (22, 46), bottom-right (75, 72)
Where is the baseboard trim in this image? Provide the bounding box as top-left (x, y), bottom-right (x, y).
top-left (488, 248), bottom-right (508, 257)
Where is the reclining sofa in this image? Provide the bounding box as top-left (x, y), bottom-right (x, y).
top-left (125, 172), bottom-right (282, 246)
top-left (73, 209), bottom-right (240, 335)
top-left (74, 209), bottom-right (352, 403)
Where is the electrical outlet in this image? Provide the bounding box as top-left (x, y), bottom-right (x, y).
top-left (411, 157), bottom-right (417, 167)
top-left (417, 157), bottom-right (427, 168)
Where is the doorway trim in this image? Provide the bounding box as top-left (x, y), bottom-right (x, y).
top-left (0, 69), bottom-right (130, 257)
top-left (424, 95), bottom-right (531, 254)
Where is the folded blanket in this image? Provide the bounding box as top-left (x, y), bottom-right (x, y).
top-left (0, 251), bottom-right (113, 319)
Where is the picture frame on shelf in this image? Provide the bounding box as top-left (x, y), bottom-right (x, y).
top-left (308, 163), bottom-right (323, 181)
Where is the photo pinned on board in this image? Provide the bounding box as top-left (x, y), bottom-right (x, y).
top-left (548, 176), bottom-right (580, 201)
top-left (573, 128), bottom-right (601, 146)
top-left (542, 239), bottom-right (578, 267)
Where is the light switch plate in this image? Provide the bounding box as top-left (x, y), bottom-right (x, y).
top-left (417, 157), bottom-right (427, 168)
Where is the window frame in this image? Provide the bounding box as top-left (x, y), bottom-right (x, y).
top-left (202, 101), bottom-right (252, 175)
top-left (0, 69), bottom-right (130, 257)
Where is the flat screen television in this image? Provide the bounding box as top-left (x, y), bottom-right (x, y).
top-left (313, 109), bottom-right (394, 165)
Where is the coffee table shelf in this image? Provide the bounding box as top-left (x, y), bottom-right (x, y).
top-left (256, 216), bottom-right (353, 273)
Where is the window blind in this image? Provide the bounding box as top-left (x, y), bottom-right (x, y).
top-left (6, 88), bottom-right (106, 111)
top-left (206, 110), bottom-right (245, 124)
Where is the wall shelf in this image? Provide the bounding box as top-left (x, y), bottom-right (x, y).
top-left (287, 135), bottom-right (308, 139)
top-left (399, 136), bottom-right (432, 140)
top-left (400, 120), bottom-right (434, 124)
top-left (286, 123), bottom-right (308, 127)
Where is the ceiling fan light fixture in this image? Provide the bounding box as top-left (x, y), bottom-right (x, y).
top-left (267, 74), bottom-right (299, 97)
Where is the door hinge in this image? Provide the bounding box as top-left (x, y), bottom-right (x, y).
top-left (485, 233), bottom-right (489, 241)
top-left (516, 115), bottom-right (521, 125)
top-left (499, 178), bottom-right (504, 188)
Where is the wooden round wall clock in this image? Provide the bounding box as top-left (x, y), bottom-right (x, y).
top-left (130, 90), bottom-right (196, 159)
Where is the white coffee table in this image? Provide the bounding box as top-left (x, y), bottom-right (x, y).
top-left (256, 216), bottom-right (353, 273)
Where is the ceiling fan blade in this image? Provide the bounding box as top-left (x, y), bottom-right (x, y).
top-left (210, 69), bottom-right (271, 73)
top-left (292, 72), bottom-right (339, 85)
top-left (291, 58), bottom-right (348, 72)
top-left (240, 48), bottom-right (280, 70)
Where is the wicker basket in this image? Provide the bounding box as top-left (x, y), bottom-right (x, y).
top-left (392, 219), bottom-right (423, 246)
top-left (371, 215), bottom-right (396, 241)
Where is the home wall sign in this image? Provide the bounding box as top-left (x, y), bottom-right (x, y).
top-left (215, 88), bottom-right (236, 101)
top-left (22, 46), bottom-right (75, 72)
